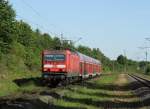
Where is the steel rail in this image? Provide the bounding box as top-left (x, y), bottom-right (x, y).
top-left (128, 74), bottom-right (150, 87)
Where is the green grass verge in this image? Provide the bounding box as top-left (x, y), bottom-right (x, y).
top-left (0, 71), bottom-right (41, 96)
top-left (44, 73), bottom-right (119, 109)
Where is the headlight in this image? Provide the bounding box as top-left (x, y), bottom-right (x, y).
top-left (56, 65), bottom-right (66, 68)
top-left (44, 64), bottom-right (53, 68)
top-left (43, 68), bottom-right (48, 71)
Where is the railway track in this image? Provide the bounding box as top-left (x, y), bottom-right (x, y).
top-left (128, 74), bottom-right (150, 88)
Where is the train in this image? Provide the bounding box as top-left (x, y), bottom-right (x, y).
top-left (42, 49), bottom-right (102, 85)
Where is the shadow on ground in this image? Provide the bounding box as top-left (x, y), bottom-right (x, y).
top-left (13, 77), bottom-right (43, 87)
top-left (1, 75), bottom-right (150, 109)
top-left (60, 81), bottom-right (150, 108)
top-left (0, 98), bottom-right (85, 109)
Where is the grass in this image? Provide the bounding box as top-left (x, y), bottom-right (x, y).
top-left (37, 73), bottom-right (141, 109)
top-left (0, 71), bottom-right (41, 96)
top-left (44, 73), bottom-right (120, 109)
top-left (1, 72), bottom-right (147, 108)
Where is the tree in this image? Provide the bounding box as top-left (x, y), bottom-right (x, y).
top-left (145, 64), bottom-right (150, 75)
top-left (0, 0), bottom-right (16, 52)
top-left (77, 45), bottom-right (92, 57)
top-left (117, 55), bottom-right (127, 65)
top-left (53, 37), bottom-right (61, 50)
top-left (15, 21), bottom-right (33, 47)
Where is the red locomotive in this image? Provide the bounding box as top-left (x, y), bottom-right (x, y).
top-left (42, 49), bottom-right (102, 85)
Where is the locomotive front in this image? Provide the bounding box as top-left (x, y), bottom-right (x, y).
top-left (42, 50), bottom-right (67, 83)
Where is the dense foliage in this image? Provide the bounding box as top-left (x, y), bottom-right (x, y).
top-left (0, 0), bottom-right (148, 76)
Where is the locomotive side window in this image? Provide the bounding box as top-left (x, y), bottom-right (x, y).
top-left (44, 54), bottom-right (65, 61)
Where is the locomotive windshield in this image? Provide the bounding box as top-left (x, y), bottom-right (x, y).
top-left (44, 54), bottom-right (65, 61)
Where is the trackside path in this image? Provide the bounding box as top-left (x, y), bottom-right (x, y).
top-left (0, 73), bottom-right (150, 109)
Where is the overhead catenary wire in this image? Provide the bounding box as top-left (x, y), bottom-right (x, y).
top-left (18, 0), bottom-right (84, 44)
top-left (138, 45), bottom-right (150, 73)
top-left (130, 50), bottom-right (146, 61)
top-left (19, 0), bottom-right (63, 37)
top-left (16, 14), bottom-right (58, 37)
top-left (20, 0), bottom-right (42, 18)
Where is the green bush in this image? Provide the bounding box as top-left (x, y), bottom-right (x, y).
top-left (145, 65), bottom-right (150, 75)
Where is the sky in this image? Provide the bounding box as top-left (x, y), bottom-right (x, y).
top-left (9, 0), bottom-right (150, 61)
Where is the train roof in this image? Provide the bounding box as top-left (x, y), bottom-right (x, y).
top-left (43, 50), bottom-right (101, 64)
top-left (77, 52), bottom-right (101, 64)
